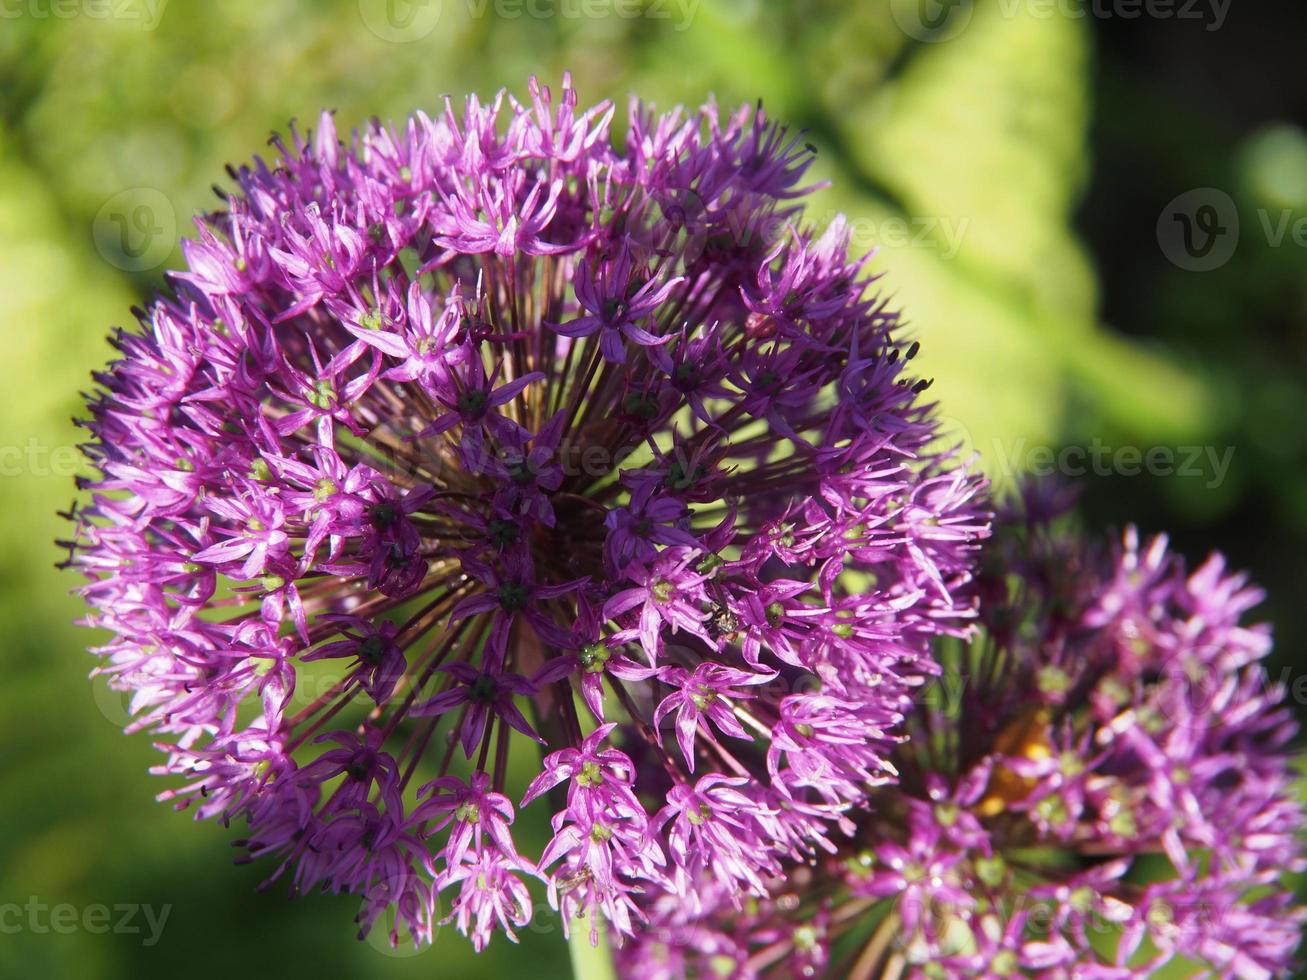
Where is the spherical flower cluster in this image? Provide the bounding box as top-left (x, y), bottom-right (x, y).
top-left (620, 492), bottom-right (1305, 978)
top-left (65, 76), bottom-right (988, 952)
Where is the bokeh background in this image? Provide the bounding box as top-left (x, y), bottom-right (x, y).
top-left (2, 0), bottom-right (1305, 977)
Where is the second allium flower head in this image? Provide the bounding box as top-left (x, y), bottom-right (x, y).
top-left (68, 76), bottom-right (989, 951)
top-left (619, 505), bottom-right (1306, 977)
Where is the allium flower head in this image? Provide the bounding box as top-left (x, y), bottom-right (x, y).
top-left (65, 76), bottom-right (988, 952)
top-left (620, 488), bottom-right (1305, 977)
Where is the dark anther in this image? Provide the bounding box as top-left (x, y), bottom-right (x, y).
top-left (369, 501), bottom-right (399, 531)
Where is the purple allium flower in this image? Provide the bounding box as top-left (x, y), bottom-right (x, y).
top-left (618, 494), bottom-right (1305, 977)
top-left (64, 75), bottom-right (988, 952)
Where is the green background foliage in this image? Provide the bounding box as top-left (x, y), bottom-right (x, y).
top-left (1, 1), bottom-right (1304, 976)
